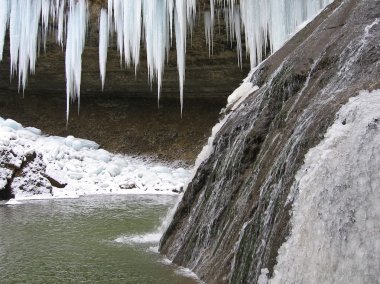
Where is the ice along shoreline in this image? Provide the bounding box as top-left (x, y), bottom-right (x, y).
top-left (0, 116), bottom-right (192, 203)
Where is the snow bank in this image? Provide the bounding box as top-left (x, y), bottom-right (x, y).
top-left (0, 117), bottom-right (191, 201)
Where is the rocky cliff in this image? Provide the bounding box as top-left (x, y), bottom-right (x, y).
top-left (160, 0), bottom-right (380, 282)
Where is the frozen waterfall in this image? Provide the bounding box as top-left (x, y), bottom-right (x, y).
top-left (268, 89), bottom-right (380, 284)
top-left (0, 0), bottom-right (332, 117)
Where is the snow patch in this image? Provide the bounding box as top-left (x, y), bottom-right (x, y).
top-left (227, 82), bottom-right (259, 110)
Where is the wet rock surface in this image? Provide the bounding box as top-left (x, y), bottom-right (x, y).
top-left (160, 0), bottom-right (380, 283)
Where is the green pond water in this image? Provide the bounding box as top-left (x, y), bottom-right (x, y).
top-left (0, 195), bottom-right (197, 284)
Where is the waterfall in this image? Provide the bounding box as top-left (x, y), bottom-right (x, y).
top-left (159, 0), bottom-right (380, 282)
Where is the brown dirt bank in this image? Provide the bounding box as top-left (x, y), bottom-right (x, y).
top-left (0, 92), bottom-right (226, 165)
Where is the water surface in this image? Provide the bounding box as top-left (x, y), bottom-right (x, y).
top-left (0, 195), bottom-right (197, 284)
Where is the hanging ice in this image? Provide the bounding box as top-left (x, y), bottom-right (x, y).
top-left (174, 0), bottom-right (188, 115)
top-left (107, 0), bottom-right (195, 111)
top-left (65, 0), bottom-right (87, 120)
top-left (9, 0), bottom-right (43, 92)
top-left (204, 11), bottom-right (213, 56)
top-left (4, 0), bottom-right (71, 92)
top-left (208, 0), bottom-right (332, 68)
top-left (0, 0), bottom-right (9, 62)
top-left (99, 9), bottom-right (108, 91)
top-left (57, 1), bottom-right (66, 47)
top-left (0, 0), bottom-right (333, 116)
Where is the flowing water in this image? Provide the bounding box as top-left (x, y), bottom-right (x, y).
top-left (0, 195), bottom-right (197, 284)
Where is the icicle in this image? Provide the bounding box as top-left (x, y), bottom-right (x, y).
top-left (41, 0), bottom-right (51, 51)
top-left (10, 0), bottom-right (43, 93)
top-left (112, 0), bottom-right (124, 65)
top-left (57, 0), bottom-right (65, 47)
top-left (107, 0), bottom-right (113, 34)
top-left (0, 0), bottom-right (9, 62)
top-left (174, 0), bottom-right (187, 115)
top-left (233, 7), bottom-right (242, 67)
top-left (142, 0), bottom-right (168, 104)
top-left (65, 0), bottom-right (88, 121)
top-left (99, 9), bottom-right (108, 91)
top-left (9, 1), bottom-right (20, 78)
top-left (204, 11), bottom-right (213, 56)
top-left (122, 0), bottom-right (142, 72)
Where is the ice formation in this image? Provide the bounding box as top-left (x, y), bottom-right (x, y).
top-left (208, 0), bottom-right (333, 67)
top-left (270, 90), bottom-right (380, 284)
top-left (0, 0), bottom-right (332, 115)
top-left (107, 0), bottom-right (195, 111)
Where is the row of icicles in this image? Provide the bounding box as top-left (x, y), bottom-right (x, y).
top-left (0, 0), bottom-right (332, 120)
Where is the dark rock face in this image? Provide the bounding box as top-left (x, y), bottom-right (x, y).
top-left (0, 1), bottom-right (249, 163)
top-left (11, 152), bottom-right (53, 196)
top-left (0, 147), bottom-right (19, 200)
top-left (0, 147), bottom-right (57, 200)
top-left (160, 0), bottom-right (380, 283)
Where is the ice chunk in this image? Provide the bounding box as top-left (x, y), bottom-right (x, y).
top-left (90, 149), bottom-right (111, 162)
top-left (67, 172), bottom-right (83, 180)
top-left (3, 119), bottom-right (22, 130)
top-left (16, 129), bottom-right (38, 140)
top-left (25, 127), bottom-right (42, 135)
top-left (107, 164), bottom-right (121, 177)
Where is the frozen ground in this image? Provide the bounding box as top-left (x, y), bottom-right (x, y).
top-left (0, 116), bottom-right (191, 201)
